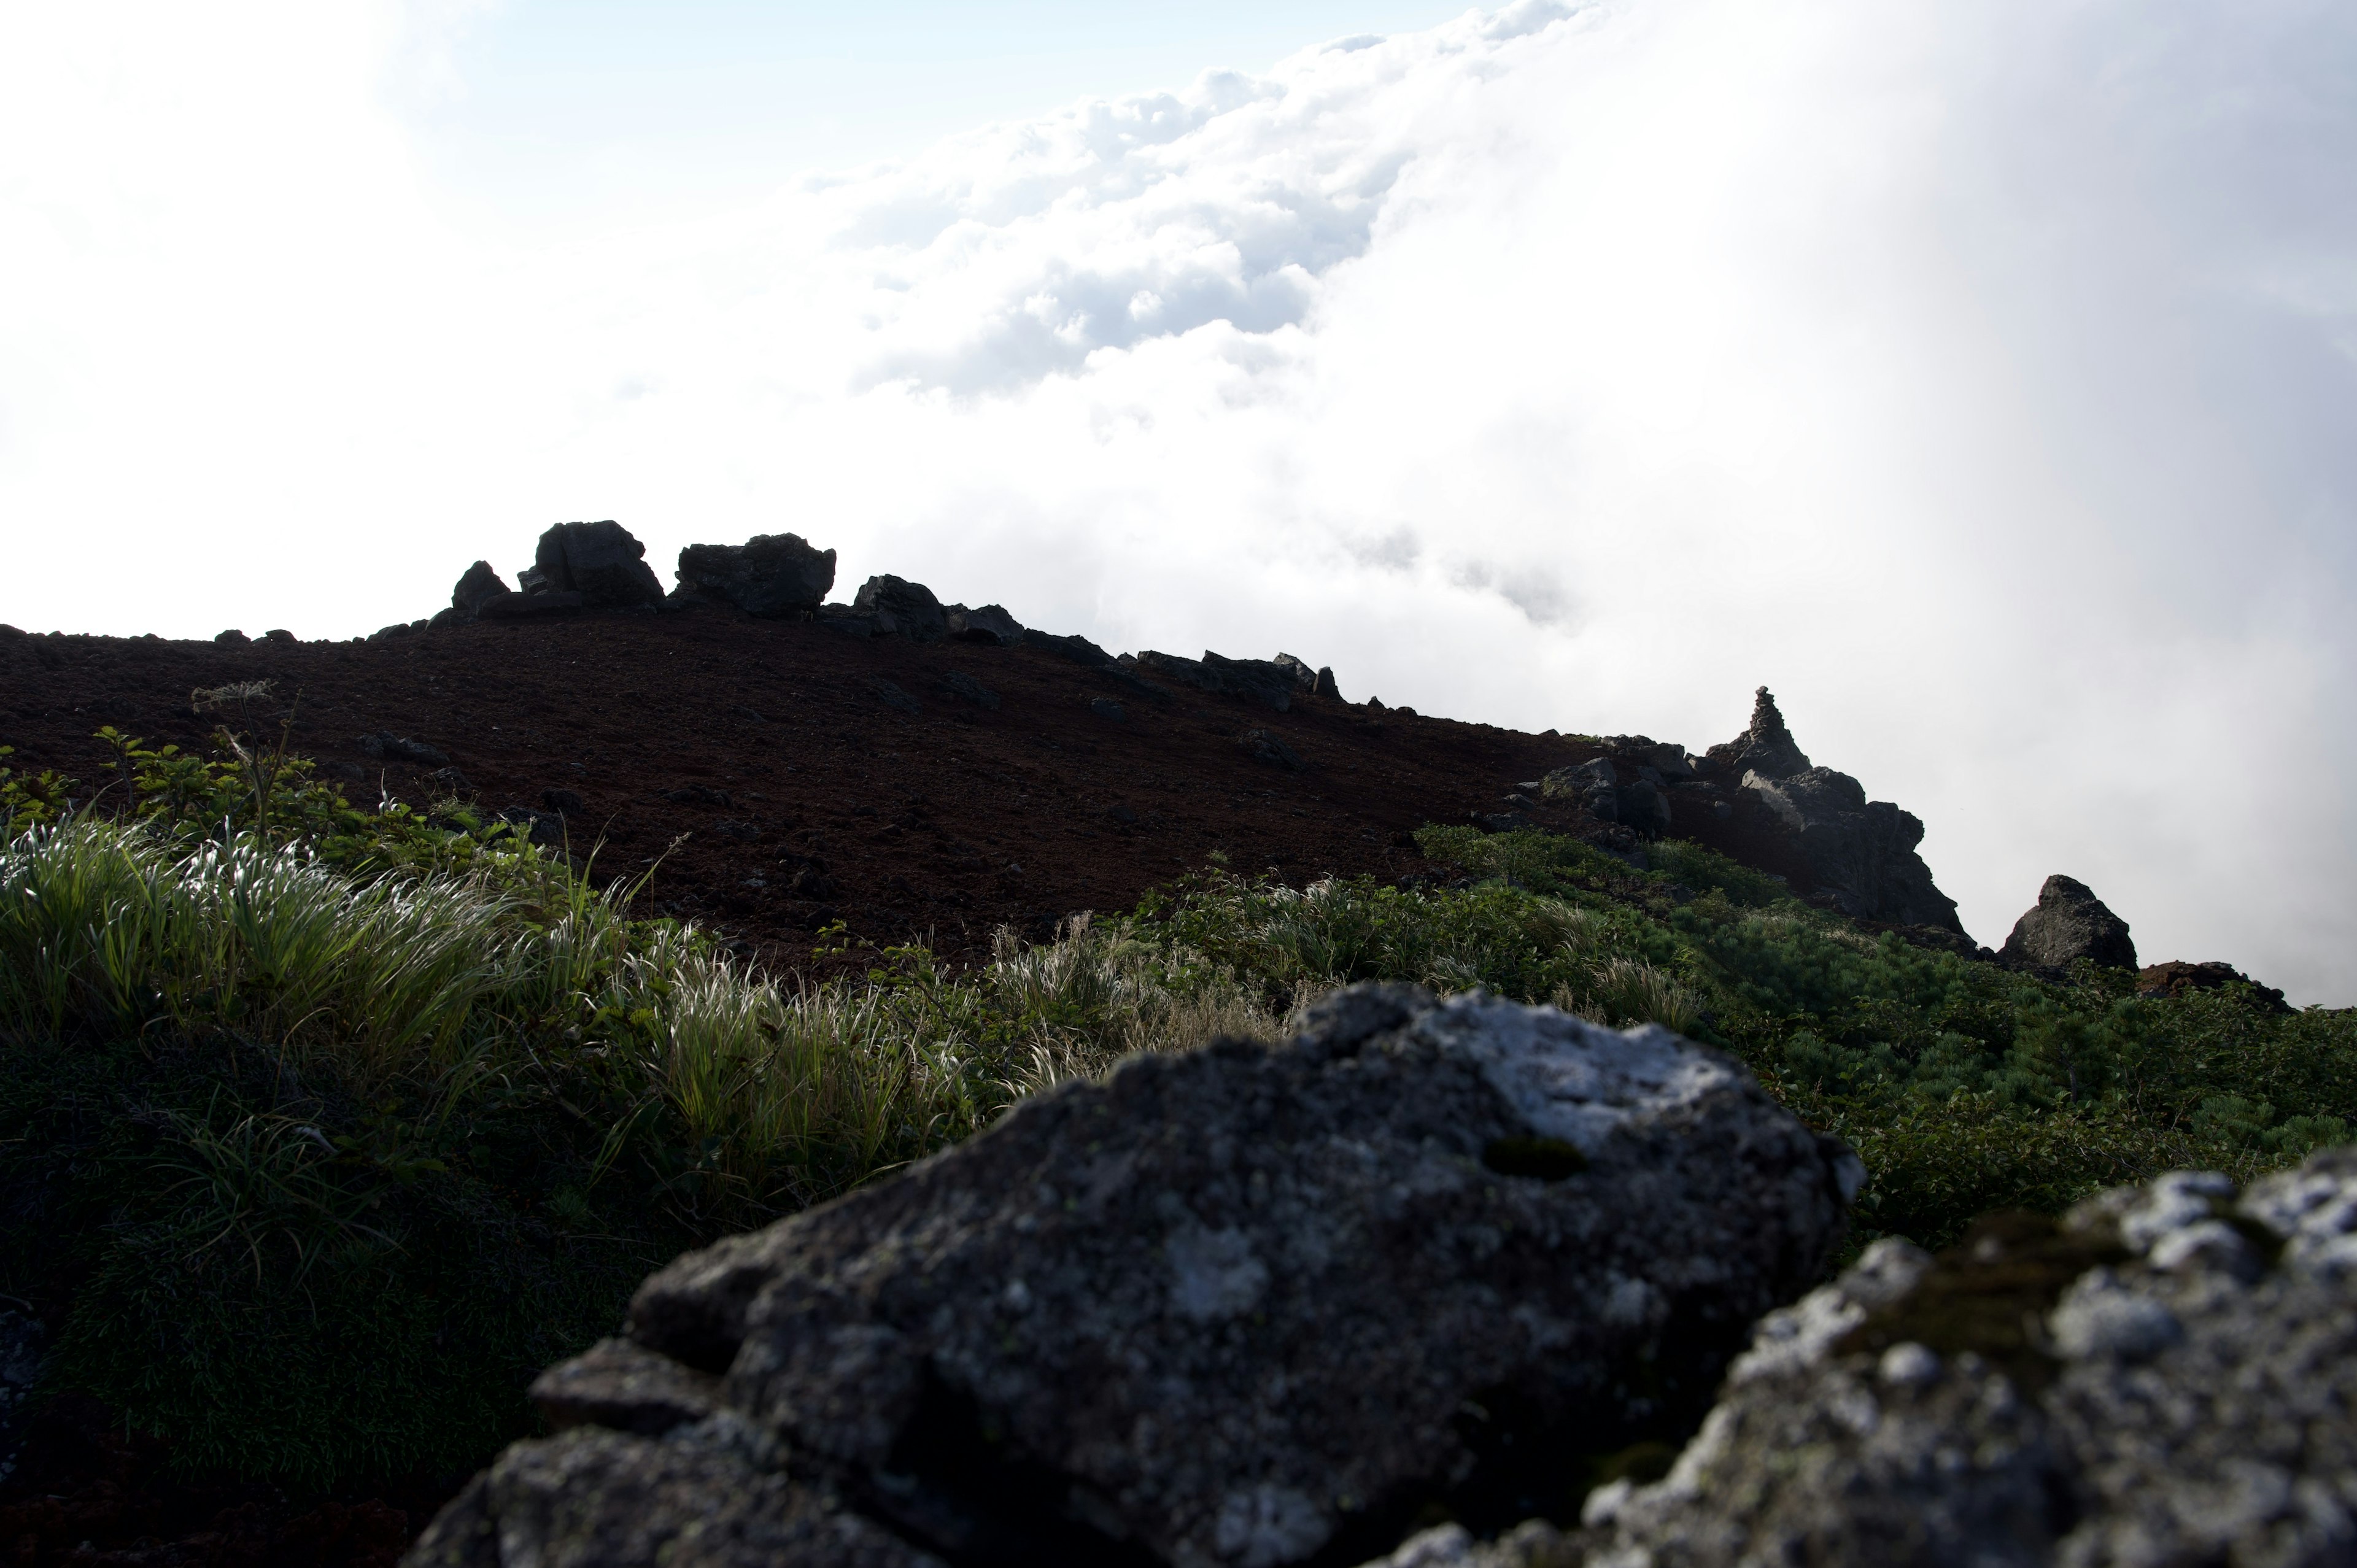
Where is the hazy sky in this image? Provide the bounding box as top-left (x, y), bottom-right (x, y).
top-left (4, 1), bottom-right (2354, 1001)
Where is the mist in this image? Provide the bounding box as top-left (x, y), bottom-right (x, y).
top-left (3, 0), bottom-right (2353, 998)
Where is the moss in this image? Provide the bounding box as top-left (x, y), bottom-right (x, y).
top-left (1834, 1211), bottom-right (2126, 1390)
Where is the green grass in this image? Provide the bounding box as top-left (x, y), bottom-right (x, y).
top-left (1, 736), bottom-right (2346, 1497)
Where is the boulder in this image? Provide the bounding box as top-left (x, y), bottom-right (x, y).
top-left (451, 560), bottom-right (511, 619)
top-left (1239, 728), bottom-right (1305, 770)
top-left (214, 629), bottom-right (249, 645)
top-left (945, 604), bottom-right (1024, 645)
top-left (851, 576), bottom-right (948, 643)
top-left (2000, 875), bottom-right (2137, 970)
top-left (1468, 1150), bottom-right (2357, 1568)
top-left (1020, 627), bottom-right (1117, 666)
top-left (1743, 768), bottom-right (1960, 930)
top-left (530, 521), bottom-right (665, 609)
top-left (357, 732), bottom-right (450, 768)
top-left (409, 986), bottom-right (1858, 1568)
top-left (1277, 654), bottom-right (1345, 703)
top-left (675, 534), bottom-right (837, 618)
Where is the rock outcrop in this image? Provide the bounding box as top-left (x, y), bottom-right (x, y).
top-left (1541, 759), bottom-right (1673, 838)
top-left (408, 985), bottom-right (1859, 1568)
top-left (1377, 1149), bottom-right (2357, 1568)
top-left (522, 520), bottom-right (665, 609)
top-left (1707, 689), bottom-right (1960, 931)
top-left (849, 575), bottom-right (948, 643)
top-left (675, 534), bottom-right (837, 618)
top-left (1274, 654), bottom-right (1343, 701)
top-left (945, 604), bottom-right (1023, 645)
top-left (2137, 959), bottom-right (2291, 1013)
top-left (2001, 875), bottom-right (2137, 971)
top-left (451, 560), bottom-right (511, 619)
top-left (1130, 651), bottom-right (1298, 711)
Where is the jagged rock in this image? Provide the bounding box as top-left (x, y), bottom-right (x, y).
top-left (528, 521), bottom-right (665, 609)
top-left (411, 986), bottom-right (1859, 1568)
top-left (851, 576), bottom-right (948, 643)
top-left (452, 560), bottom-right (511, 619)
top-left (2001, 875), bottom-right (2137, 971)
top-left (1272, 654), bottom-right (1343, 700)
top-left (1538, 761), bottom-right (1671, 838)
top-left (1020, 628), bottom-right (1117, 666)
top-left (2137, 959), bottom-right (2290, 1013)
top-left (1530, 1150), bottom-right (2357, 1568)
top-left (1742, 768), bottom-right (1959, 930)
top-left (945, 604), bottom-right (1024, 645)
top-left (675, 535), bottom-right (837, 618)
top-left (1706, 687), bottom-right (1812, 780)
top-left (1132, 651), bottom-right (1295, 711)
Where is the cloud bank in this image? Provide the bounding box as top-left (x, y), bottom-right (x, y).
top-left (4, 0), bottom-right (2355, 999)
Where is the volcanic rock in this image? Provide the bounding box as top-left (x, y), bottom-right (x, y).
top-left (851, 576), bottom-right (948, 644)
top-left (1461, 1149), bottom-right (2357, 1568)
top-left (479, 589), bottom-right (584, 619)
top-left (2000, 875), bottom-right (2137, 971)
top-left (451, 560), bottom-right (511, 619)
top-left (408, 984), bottom-right (1858, 1568)
top-left (945, 604), bottom-right (1023, 645)
top-left (1706, 687), bottom-right (1812, 781)
top-left (1131, 650), bottom-right (1295, 711)
top-left (529, 521), bottom-right (666, 609)
top-left (1743, 768), bottom-right (1960, 930)
top-left (2137, 959), bottom-right (2291, 1013)
top-left (675, 534), bottom-right (837, 619)
top-left (357, 732), bottom-right (451, 768)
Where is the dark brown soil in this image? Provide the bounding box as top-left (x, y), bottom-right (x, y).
top-left (0, 606), bottom-right (1811, 968)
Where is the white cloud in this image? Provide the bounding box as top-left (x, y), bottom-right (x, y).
top-left (3, 0), bottom-right (2355, 999)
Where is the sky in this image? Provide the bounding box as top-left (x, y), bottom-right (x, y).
top-left (2, 1), bottom-right (2354, 1001)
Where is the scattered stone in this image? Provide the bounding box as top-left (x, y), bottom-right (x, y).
top-left (357, 732), bottom-right (451, 768)
top-left (214, 630), bottom-right (249, 644)
top-left (675, 534), bottom-right (837, 618)
top-left (867, 678), bottom-right (921, 715)
top-left (1706, 687), bottom-right (1813, 781)
top-left (2001, 875), bottom-right (2137, 970)
top-left (851, 576), bottom-right (948, 644)
top-left (452, 560), bottom-right (511, 619)
top-left (2137, 959), bottom-right (2291, 1012)
top-left (419, 985), bottom-right (1856, 1568)
top-left (945, 604), bottom-right (1024, 645)
top-left (1090, 697), bottom-right (1127, 722)
top-left (661, 785), bottom-right (733, 808)
top-left (317, 760), bottom-right (367, 784)
top-left (711, 820), bottom-right (761, 843)
top-left (1239, 728), bottom-right (1306, 770)
top-left (937, 671), bottom-right (1000, 710)
top-left (500, 808), bottom-right (567, 848)
top-left (1548, 1149), bottom-right (2357, 1568)
top-left (529, 520), bottom-right (666, 609)
top-left (424, 767), bottom-right (473, 795)
top-left (542, 788), bottom-right (586, 816)
top-left (479, 589), bottom-right (586, 619)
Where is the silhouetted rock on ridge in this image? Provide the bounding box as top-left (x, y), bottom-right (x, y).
top-left (675, 533), bottom-right (837, 618)
top-left (2002, 874), bottom-right (2137, 971)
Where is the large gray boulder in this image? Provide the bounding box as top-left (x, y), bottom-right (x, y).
top-left (525, 520), bottom-right (665, 608)
top-left (675, 534), bottom-right (836, 617)
top-left (407, 985), bottom-right (1858, 1568)
top-left (1743, 767), bottom-right (1960, 930)
top-left (1381, 1149), bottom-right (2357, 1568)
top-left (851, 575), bottom-right (948, 643)
top-left (2001, 875), bottom-right (2137, 971)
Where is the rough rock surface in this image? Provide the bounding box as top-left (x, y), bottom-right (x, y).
top-left (675, 534), bottom-right (837, 618)
top-left (451, 560), bottom-right (511, 619)
top-left (1704, 688), bottom-right (1811, 781)
top-left (1132, 651), bottom-right (1296, 712)
top-left (1743, 767), bottom-right (1960, 930)
top-left (849, 575), bottom-right (950, 643)
top-left (1539, 762), bottom-right (1671, 839)
top-left (945, 604), bottom-right (1024, 646)
top-left (1390, 1150), bottom-right (2357, 1568)
top-left (528, 521), bottom-right (666, 609)
top-left (408, 985), bottom-right (1857, 1568)
top-left (2002, 875), bottom-right (2138, 971)
top-left (1274, 654), bottom-right (1344, 701)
